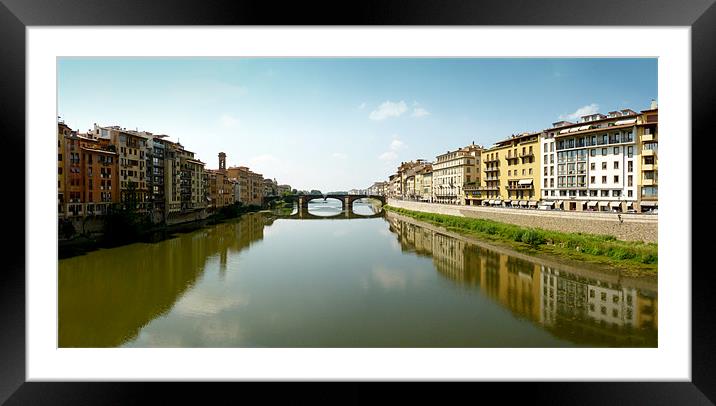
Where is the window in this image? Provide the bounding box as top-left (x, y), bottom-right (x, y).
top-left (589, 190), bottom-right (597, 196)
top-left (590, 176), bottom-right (595, 184)
top-left (550, 166), bottom-right (554, 176)
top-left (602, 148), bottom-right (607, 156)
top-left (628, 175), bottom-right (633, 186)
top-left (550, 154), bottom-right (554, 163)
top-left (591, 162), bottom-right (596, 170)
top-left (529, 168), bottom-right (532, 175)
top-left (628, 190), bottom-right (633, 197)
top-left (613, 147), bottom-right (619, 154)
top-left (601, 292), bottom-right (607, 301)
top-left (614, 161), bottom-right (619, 169)
top-left (602, 176), bottom-right (607, 183)
top-left (613, 190), bottom-right (621, 197)
top-left (628, 161), bottom-right (633, 172)
top-left (522, 169), bottom-right (525, 175)
top-left (602, 162), bottom-right (607, 170)
top-left (590, 149), bottom-right (596, 157)
top-left (601, 190), bottom-right (609, 197)
top-left (614, 175), bottom-right (619, 183)
top-left (627, 146), bottom-right (634, 158)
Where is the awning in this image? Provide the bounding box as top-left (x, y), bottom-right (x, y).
top-left (588, 201), bottom-right (598, 207)
top-left (641, 201), bottom-right (658, 207)
top-left (578, 125), bottom-right (591, 131)
top-left (518, 179), bottom-right (533, 185)
top-left (520, 200), bottom-right (528, 206)
top-left (503, 199), bottom-right (511, 204)
top-left (488, 200), bottom-right (494, 204)
top-left (610, 201), bottom-right (621, 207)
top-left (542, 201), bottom-right (555, 207)
top-left (614, 118), bottom-right (637, 125)
top-left (599, 201), bottom-right (609, 207)
top-left (529, 201), bottom-right (538, 206)
top-left (569, 127), bottom-right (580, 133)
top-left (494, 200), bottom-right (502, 205)
top-left (559, 129), bottom-right (570, 134)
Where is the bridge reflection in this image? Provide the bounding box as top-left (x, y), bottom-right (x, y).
top-left (279, 202), bottom-right (385, 220)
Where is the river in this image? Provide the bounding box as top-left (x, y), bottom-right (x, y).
top-left (58, 198), bottom-right (657, 347)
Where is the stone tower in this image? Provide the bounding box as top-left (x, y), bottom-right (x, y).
top-left (218, 152), bottom-right (226, 173)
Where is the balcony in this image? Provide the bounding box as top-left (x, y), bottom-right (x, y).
top-left (479, 186), bottom-right (500, 191)
top-left (506, 155), bottom-right (519, 162)
top-left (484, 167), bottom-right (500, 173)
top-left (642, 163), bottom-right (657, 171)
top-left (506, 185), bottom-right (534, 190)
top-left (484, 157), bottom-right (500, 164)
top-left (642, 149), bottom-right (656, 157)
top-left (641, 133), bottom-right (655, 142)
top-left (484, 176), bottom-right (499, 181)
top-left (519, 152), bottom-right (534, 159)
top-left (642, 178), bottom-right (657, 186)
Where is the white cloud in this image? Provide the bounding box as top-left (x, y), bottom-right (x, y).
top-left (358, 102), bottom-right (366, 109)
top-left (369, 100), bottom-right (408, 121)
top-left (219, 114), bottom-right (240, 129)
top-left (389, 139), bottom-right (404, 151)
top-left (332, 152), bottom-right (347, 160)
top-left (379, 137), bottom-right (405, 161)
top-left (412, 107), bottom-right (430, 118)
top-left (379, 151), bottom-right (398, 161)
top-left (559, 103), bottom-right (600, 121)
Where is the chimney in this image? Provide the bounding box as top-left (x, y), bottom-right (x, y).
top-left (650, 99), bottom-right (658, 109)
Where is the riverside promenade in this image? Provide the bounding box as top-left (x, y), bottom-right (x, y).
top-left (387, 199), bottom-right (658, 243)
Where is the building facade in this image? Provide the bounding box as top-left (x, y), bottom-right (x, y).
top-left (637, 104), bottom-right (658, 212)
top-left (432, 143), bottom-right (482, 205)
top-left (543, 109), bottom-right (639, 212)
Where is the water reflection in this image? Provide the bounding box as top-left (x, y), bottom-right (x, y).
top-left (59, 205), bottom-right (656, 348)
top-left (58, 213), bottom-right (273, 347)
top-left (387, 213), bottom-right (658, 347)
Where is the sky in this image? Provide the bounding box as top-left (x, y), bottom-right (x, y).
top-left (58, 58), bottom-right (657, 192)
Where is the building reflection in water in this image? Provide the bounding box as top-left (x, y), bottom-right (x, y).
top-left (387, 214), bottom-right (658, 347)
top-left (58, 213), bottom-right (274, 347)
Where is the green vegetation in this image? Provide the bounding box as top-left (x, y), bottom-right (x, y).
top-left (384, 205), bottom-right (657, 274)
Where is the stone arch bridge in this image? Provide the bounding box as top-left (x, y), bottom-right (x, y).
top-left (264, 194), bottom-right (386, 212)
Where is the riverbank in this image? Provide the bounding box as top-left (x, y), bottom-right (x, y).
top-left (387, 199), bottom-right (657, 243)
top-left (384, 205), bottom-right (657, 275)
top-left (59, 205), bottom-right (264, 259)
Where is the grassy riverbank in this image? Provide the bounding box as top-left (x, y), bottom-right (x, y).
top-left (385, 205), bottom-right (657, 274)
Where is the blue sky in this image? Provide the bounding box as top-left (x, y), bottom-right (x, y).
top-left (58, 58), bottom-right (657, 192)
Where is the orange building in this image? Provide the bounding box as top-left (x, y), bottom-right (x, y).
top-left (226, 166), bottom-right (264, 206)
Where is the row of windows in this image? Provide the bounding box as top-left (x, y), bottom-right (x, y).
top-left (542, 189), bottom-right (635, 198)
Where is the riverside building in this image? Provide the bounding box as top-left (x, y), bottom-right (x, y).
top-left (480, 132), bottom-right (541, 208)
top-left (432, 143), bottom-right (482, 205)
top-left (637, 103), bottom-right (658, 212)
top-left (543, 108), bottom-right (639, 212)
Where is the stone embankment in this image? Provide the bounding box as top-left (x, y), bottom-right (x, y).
top-left (387, 199), bottom-right (657, 243)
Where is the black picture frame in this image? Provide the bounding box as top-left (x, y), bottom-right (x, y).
top-left (1, 0), bottom-right (712, 404)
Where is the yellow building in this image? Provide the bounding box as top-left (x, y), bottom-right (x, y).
top-left (637, 104), bottom-right (658, 212)
top-left (415, 165), bottom-right (433, 202)
top-left (481, 132), bottom-right (541, 207)
top-left (432, 143), bottom-right (482, 205)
